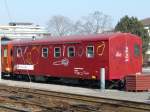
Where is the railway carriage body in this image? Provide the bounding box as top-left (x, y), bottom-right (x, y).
top-left (1, 41), bottom-right (13, 75)
top-left (7, 33), bottom-right (142, 82)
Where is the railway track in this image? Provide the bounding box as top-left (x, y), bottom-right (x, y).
top-left (0, 85), bottom-right (149, 112)
top-left (0, 104), bottom-right (32, 112)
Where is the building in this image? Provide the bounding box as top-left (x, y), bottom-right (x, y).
top-left (141, 18), bottom-right (150, 64)
top-left (0, 22), bottom-right (51, 40)
top-left (141, 18), bottom-right (150, 36)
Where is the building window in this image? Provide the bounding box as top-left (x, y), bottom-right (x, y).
top-left (54, 47), bottom-right (61, 58)
top-left (4, 48), bottom-right (7, 58)
top-left (134, 44), bottom-right (140, 56)
top-left (68, 47), bottom-right (75, 57)
top-left (17, 48), bottom-right (22, 57)
top-left (86, 46), bottom-right (94, 58)
top-left (42, 47), bottom-right (48, 58)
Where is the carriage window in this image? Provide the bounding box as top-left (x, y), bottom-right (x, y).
top-left (134, 44), bottom-right (140, 56)
top-left (86, 46), bottom-right (94, 58)
top-left (68, 47), bottom-right (75, 57)
top-left (17, 48), bottom-right (22, 57)
top-left (4, 48), bottom-right (7, 58)
top-left (42, 48), bottom-right (48, 58)
top-left (54, 47), bottom-right (61, 58)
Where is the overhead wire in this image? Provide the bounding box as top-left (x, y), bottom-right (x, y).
top-left (4, 0), bottom-right (13, 22)
top-left (3, 0), bottom-right (32, 87)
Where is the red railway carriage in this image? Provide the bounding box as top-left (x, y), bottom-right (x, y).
top-left (9, 33), bottom-right (142, 82)
top-left (1, 41), bottom-right (13, 75)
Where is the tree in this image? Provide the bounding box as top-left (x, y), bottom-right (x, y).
top-left (115, 15), bottom-right (149, 55)
top-left (47, 11), bottom-right (112, 36)
top-left (47, 15), bottom-right (73, 36)
top-left (75, 11), bottom-right (112, 34)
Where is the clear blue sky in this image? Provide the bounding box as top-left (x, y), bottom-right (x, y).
top-left (0, 0), bottom-right (149, 27)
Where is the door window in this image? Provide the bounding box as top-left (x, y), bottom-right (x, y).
top-left (134, 44), bottom-right (140, 56)
top-left (4, 48), bottom-right (7, 58)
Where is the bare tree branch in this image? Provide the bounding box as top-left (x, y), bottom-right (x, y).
top-left (47, 11), bottom-right (112, 36)
top-left (75, 11), bottom-right (112, 34)
top-left (47, 15), bottom-right (73, 36)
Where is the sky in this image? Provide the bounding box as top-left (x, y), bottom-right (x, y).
top-left (0, 0), bottom-right (150, 27)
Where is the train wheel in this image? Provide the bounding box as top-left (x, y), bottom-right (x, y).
top-left (1, 72), bottom-right (11, 79)
top-left (118, 79), bottom-right (125, 90)
top-left (106, 80), bottom-right (125, 90)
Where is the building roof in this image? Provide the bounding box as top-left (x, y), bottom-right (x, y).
top-left (9, 22), bottom-right (33, 26)
top-left (141, 18), bottom-right (150, 26)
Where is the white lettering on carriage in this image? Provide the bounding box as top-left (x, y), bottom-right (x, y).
top-left (15, 64), bottom-right (34, 70)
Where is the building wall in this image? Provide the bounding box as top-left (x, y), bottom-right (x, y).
top-left (144, 25), bottom-right (150, 64)
top-left (144, 26), bottom-right (150, 36)
top-left (0, 23), bottom-right (51, 40)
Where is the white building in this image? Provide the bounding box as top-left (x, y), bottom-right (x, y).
top-left (141, 18), bottom-right (150, 63)
top-left (0, 22), bottom-right (51, 40)
top-left (141, 18), bottom-right (150, 36)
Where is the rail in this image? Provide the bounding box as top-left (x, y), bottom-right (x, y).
top-left (0, 85), bottom-right (149, 112)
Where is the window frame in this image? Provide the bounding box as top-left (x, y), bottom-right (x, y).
top-left (17, 48), bottom-right (22, 57)
top-left (86, 45), bottom-right (94, 58)
top-left (67, 46), bottom-right (75, 57)
top-left (42, 47), bottom-right (48, 58)
top-left (54, 47), bottom-right (61, 58)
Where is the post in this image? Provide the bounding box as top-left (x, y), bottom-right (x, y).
top-left (0, 37), bottom-right (1, 80)
top-left (100, 68), bottom-right (105, 90)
